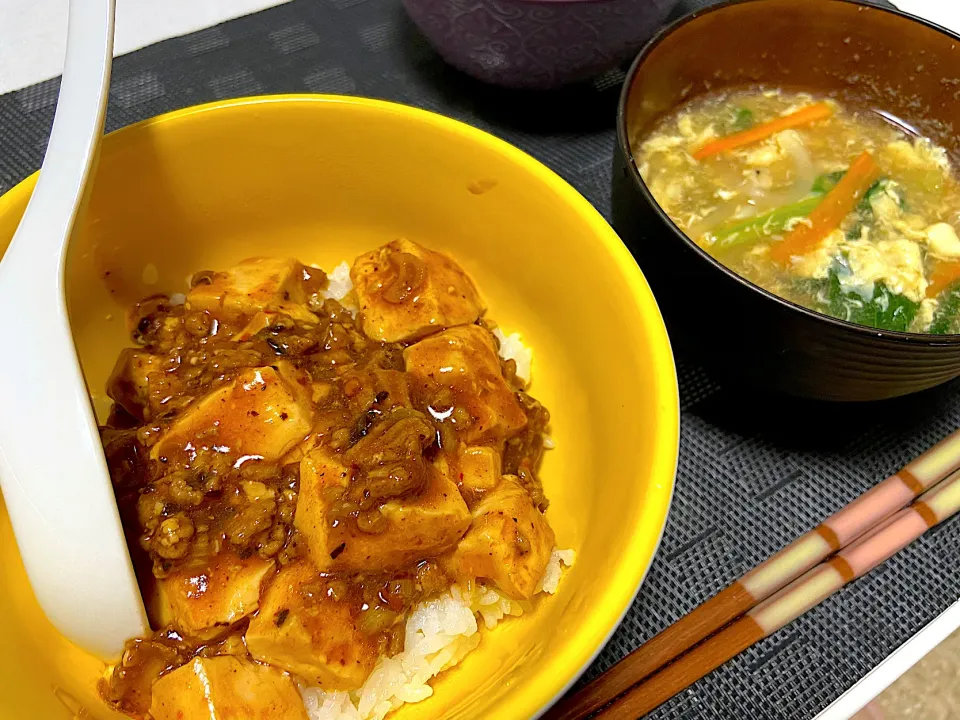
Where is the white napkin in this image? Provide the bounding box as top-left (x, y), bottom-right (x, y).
top-left (0, 0), bottom-right (290, 95)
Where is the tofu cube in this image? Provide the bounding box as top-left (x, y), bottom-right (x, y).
top-left (150, 361), bottom-right (313, 468)
top-left (295, 447), bottom-right (471, 572)
top-left (444, 477), bottom-right (555, 600)
top-left (456, 445), bottom-right (502, 496)
top-left (245, 562), bottom-right (380, 689)
top-left (232, 311), bottom-right (280, 342)
top-left (293, 448), bottom-right (351, 571)
top-left (351, 239), bottom-right (483, 342)
top-left (404, 325), bottom-right (527, 444)
top-left (158, 551), bottom-right (274, 635)
top-left (150, 656), bottom-right (307, 720)
top-left (187, 257), bottom-right (314, 324)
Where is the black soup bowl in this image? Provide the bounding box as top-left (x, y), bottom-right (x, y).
top-left (613, 0), bottom-right (960, 402)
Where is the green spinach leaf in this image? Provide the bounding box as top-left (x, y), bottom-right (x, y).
top-left (811, 268), bottom-right (919, 332)
top-left (929, 289), bottom-right (960, 334)
top-left (729, 107), bottom-right (755, 132)
top-left (810, 171), bottom-right (845, 195)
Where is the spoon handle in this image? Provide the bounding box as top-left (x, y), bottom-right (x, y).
top-left (0, 0), bottom-right (147, 658)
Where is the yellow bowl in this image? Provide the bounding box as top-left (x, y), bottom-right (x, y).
top-left (0, 95), bottom-right (678, 719)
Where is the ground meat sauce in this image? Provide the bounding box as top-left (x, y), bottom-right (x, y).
top-left (97, 256), bottom-right (551, 718)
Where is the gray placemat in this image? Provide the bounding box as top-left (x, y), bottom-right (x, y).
top-left (1, 1), bottom-right (954, 718)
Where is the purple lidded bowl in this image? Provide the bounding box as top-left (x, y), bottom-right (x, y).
top-left (402, 0), bottom-right (678, 89)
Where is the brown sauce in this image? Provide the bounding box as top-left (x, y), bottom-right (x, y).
top-left (97, 253), bottom-right (551, 718)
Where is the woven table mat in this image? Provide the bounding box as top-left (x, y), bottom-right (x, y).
top-left (1, 1), bottom-right (954, 718)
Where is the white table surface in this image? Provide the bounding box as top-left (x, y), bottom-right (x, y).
top-left (0, 0), bottom-right (291, 94)
top-left (3, 0), bottom-right (960, 718)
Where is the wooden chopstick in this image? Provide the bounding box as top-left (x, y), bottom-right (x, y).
top-left (593, 466), bottom-right (960, 719)
top-left (545, 427), bottom-right (960, 720)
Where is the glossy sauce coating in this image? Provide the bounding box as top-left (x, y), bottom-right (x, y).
top-left (98, 244), bottom-right (553, 718)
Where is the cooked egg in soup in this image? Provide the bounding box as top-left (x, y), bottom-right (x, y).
top-left (635, 88), bottom-right (960, 334)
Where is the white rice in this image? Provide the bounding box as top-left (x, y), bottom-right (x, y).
top-left (317, 261), bottom-right (358, 315)
top-left (493, 327), bottom-right (533, 385)
top-left (300, 549), bottom-right (576, 720)
top-left (323, 261), bottom-right (354, 302)
top-left (537, 548), bottom-right (577, 595)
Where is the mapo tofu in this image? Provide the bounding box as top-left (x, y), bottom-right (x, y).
top-left (98, 239), bottom-right (570, 720)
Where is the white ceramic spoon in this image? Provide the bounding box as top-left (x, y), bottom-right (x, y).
top-left (0, 0), bottom-right (147, 658)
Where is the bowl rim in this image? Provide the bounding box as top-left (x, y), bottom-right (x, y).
top-left (0, 93), bottom-right (681, 719)
top-left (616, 0), bottom-right (960, 345)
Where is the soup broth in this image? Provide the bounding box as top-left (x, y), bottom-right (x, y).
top-left (635, 88), bottom-right (960, 334)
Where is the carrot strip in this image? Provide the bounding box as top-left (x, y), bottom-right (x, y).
top-left (692, 102), bottom-right (834, 160)
top-left (770, 151), bottom-right (882, 265)
top-left (927, 261), bottom-right (960, 298)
